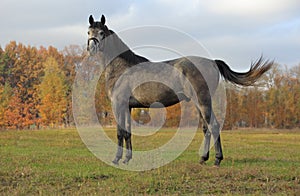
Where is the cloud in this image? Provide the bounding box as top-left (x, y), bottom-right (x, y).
top-left (101, 0), bottom-right (300, 69)
top-left (106, 0), bottom-right (300, 38)
top-left (1, 0), bottom-right (87, 29)
top-left (0, 0), bottom-right (299, 70)
top-left (204, 0), bottom-right (300, 18)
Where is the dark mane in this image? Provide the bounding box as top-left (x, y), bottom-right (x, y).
top-left (119, 51), bottom-right (149, 64)
top-left (109, 30), bottom-right (149, 65)
top-left (89, 22), bottom-right (104, 29)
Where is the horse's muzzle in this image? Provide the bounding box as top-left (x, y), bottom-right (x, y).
top-left (87, 37), bottom-right (100, 55)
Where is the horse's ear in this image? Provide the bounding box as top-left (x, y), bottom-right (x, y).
top-left (89, 15), bottom-right (94, 25)
top-left (101, 15), bottom-right (106, 25)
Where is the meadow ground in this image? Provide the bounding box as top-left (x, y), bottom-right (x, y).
top-left (0, 128), bottom-right (299, 195)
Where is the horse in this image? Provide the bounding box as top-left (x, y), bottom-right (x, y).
top-left (86, 14), bottom-right (273, 166)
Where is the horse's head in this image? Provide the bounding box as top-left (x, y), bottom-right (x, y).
top-left (87, 15), bottom-right (111, 55)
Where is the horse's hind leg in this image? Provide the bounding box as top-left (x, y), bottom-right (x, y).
top-left (199, 117), bottom-right (211, 164)
top-left (112, 124), bottom-right (124, 165)
top-left (209, 111), bottom-right (223, 166)
top-left (197, 98), bottom-right (223, 166)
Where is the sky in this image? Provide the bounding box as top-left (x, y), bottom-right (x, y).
top-left (1, 0), bottom-right (300, 71)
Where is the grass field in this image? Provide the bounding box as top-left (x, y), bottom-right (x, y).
top-left (0, 128), bottom-right (299, 195)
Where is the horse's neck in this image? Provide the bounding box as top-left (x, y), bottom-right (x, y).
top-left (103, 33), bottom-right (149, 97)
top-left (104, 32), bottom-right (149, 66)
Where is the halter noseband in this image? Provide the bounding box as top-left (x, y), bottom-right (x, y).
top-left (87, 37), bottom-right (100, 51)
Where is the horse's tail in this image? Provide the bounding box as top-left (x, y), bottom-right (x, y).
top-left (214, 57), bottom-right (273, 86)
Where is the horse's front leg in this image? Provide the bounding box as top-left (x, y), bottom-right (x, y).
top-left (112, 101), bottom-right (126, 165)
top-left (123, 108), bottom-right (132, 164)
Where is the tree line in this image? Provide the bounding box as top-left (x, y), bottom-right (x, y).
top-left (0, 41), bottom-right (81, 129)
top-left (224, 64), bottom-right (300, 129)
top-left (0, 41), bottom-right (299, 130)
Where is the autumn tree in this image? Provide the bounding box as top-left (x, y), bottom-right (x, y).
top-left (164, 104), bottom-right (181, 127)
top-left (94, 72), bottom-right (115, 126)
top-left (1, 42), bottom-right (44, 128)
top-left (223, 86), bottom-right (240, 129)
top-left (131, 108), bottom-right (151, 125)
top-left (0, 82), bottom-right (12, 129)
top-left (4, 90), bottom-right (23, 129)
top-left (38, 57), bottom-right (67, 127)
top-left (62, 45), bottom-right (85, 126)
top-left (290, 64), bottom-right (300, 127)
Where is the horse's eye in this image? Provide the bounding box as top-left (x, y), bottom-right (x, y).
top-left (87, 31), bottom-right (90, 35)
top-left (99, 31), bottom-right (104, 36)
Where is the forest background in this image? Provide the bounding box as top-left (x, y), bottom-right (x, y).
top-left (0, 41), bottom-right (299, 130)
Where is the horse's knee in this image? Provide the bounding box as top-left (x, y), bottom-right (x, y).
top-left (124, 131), bottom-right (131, 141)
top-left (117, 134), bottom-right (123, 141)
top-left (117, 130), bottom-right (124, 141)
top-left (202, 122), bottom-right (208, 133)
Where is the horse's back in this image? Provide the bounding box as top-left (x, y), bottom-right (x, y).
top-left (165, 56), bottom-right (220, 94)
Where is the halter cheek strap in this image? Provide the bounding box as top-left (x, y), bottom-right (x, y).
top-left (87, 37), bottom-right (100, 51)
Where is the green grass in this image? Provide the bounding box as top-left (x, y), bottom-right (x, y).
top-left (0, 128), bottom-right (300, 195)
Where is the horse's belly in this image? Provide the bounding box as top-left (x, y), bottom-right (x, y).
top-left (130, 82), bottom-right (180, 108)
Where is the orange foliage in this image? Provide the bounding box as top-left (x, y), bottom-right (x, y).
top-left (0, 41), bottom-right (299, 130)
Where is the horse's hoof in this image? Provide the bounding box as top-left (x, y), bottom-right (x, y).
top-left (122, 157), bottom-right (131, 165)
top-left (199, 158), bottom-right (207, 165)
top-left (214, 158), bottom-right (222, 167)
top-left (122, 160), bottom-right (129, 165)
top-left (112, 159), bottom-right (119, 165)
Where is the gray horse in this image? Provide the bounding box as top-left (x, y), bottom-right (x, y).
top-left (87, 15), bottom-right (273, 166)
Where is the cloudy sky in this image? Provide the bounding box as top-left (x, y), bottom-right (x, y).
top-left (1, 0), bottom-right (299, 71)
